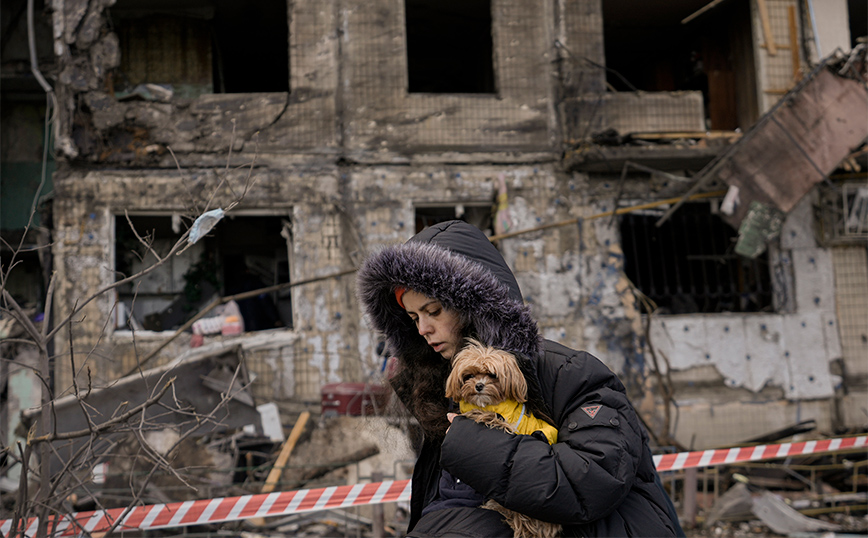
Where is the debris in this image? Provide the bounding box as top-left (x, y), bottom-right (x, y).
top-left (657, 48), bottom-right (868, 240)
top-left (115, 83), bottom-right (174, 102)
top-left (20, 345), bottom-right (261, 478)
top-left (254, 403), bottom-right (286, 443)
top-left (189, 208), bottom-right (225, 244)
top-left (295, 444), bottom-right (381, 484)
top-left (705, 482), bottom-right (755, 527)
top-left (279, 415), bottom-right (415, 490)
top-left (751, 491), bottom-right (842, 535)
top-left (734, 201), bottom-right (786, 257)
top-left (321, 382), bottom-right (391, 417)
top-left (105, 428), bottom-right (236, 502)
top-left (741, 420), bottom-right (817, 444)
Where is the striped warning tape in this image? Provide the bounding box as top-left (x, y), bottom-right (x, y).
top-left (1, 479), bottom-right (412, 537)
top-left (652, 434), bottom-right (866, 472)
top-left (1, 435), bottom-right (865, 536)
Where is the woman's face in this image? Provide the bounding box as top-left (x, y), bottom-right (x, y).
top-left (401, 289), bottom-right (463, 360)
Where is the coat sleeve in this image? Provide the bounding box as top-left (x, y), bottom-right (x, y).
top-left (440, 350), bottom-right (646, 525)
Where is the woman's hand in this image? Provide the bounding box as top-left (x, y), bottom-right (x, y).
top-left (446, 412), bottom-right (457, 433)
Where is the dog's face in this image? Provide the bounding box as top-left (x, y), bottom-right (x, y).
top-left (445, 340), bottom-right (527, 408)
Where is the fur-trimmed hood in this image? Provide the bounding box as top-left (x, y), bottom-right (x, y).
top-left (357, 220), bottom-right (544, 436)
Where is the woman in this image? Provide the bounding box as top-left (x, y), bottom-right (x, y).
top-left (357, 220), bottom-right (683, 537)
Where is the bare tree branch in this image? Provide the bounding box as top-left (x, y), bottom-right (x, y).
top-left (28, 377), bottom-right (176, 444)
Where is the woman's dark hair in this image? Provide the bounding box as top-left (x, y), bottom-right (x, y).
top-left (388, 305), bottom-right (478, 441)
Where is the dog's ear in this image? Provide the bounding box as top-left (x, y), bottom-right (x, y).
top-left (494, 350), bottom-right (528, 403)
top-left (444, 360), bottom-right (464, 399)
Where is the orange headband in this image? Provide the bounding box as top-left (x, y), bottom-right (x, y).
top-left (395, 287), bottom-right (407, 309)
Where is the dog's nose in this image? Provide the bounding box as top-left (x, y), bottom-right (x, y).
top-left (475, 383), bottom-right (485, 392)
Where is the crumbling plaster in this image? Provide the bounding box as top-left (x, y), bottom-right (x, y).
top-left (644, 194), bottom-right (844, 402)
top-left (48, 0), bottom-right (573, 165)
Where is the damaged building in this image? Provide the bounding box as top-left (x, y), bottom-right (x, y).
top-left (1, 0), bottom-right (867, 512)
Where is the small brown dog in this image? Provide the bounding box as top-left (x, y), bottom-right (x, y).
top-left (446, 339), bottom-right (561, 538)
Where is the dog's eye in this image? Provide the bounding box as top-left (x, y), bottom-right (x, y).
top-left (487, 373), bottom-right (497, 379)
top-left (463, 374), bottom-right (474, 382)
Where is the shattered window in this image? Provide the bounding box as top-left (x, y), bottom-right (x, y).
top-left (620, 202), bottom-right (773, 314)
top-left (111, 0), bottom-right (289, 97)
top-left (414, 205), bottom-right (493, 234)
top-left (114, 214), bottom-right (291, 332)
top-left (404, 0), bottom-right (496, 94)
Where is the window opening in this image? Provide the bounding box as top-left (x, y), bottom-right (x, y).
top-left (620, 202), bottom-right (773, 314)
top-left (111, 0), bottom-right (289, 98)
top-left (818, 181), bottom-right (868, 244)
top-left (850, 0), bottom-right (867, 49)
top-left (603, 0), bottom-right (756, 130)
top-left (114, 214), bottom-right (291, 332)
top-left (0, 248), bottom-right (44, 311)
top-left (404, 0), bottom-right (495, 94)
top-left (414, 205), bottom-right (492, 234)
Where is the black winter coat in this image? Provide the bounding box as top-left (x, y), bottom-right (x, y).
top-left (357, 220), bottom-right (682, 537)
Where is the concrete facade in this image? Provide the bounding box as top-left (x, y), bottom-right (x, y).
top-left (2, 0), bottom-right (865, 457)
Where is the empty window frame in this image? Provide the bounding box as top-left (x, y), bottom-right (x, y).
top-left (818, 181), bottom-right (868, 243)
top-left (850, 0), bottom-right (867, 49)
top-left (602, 0), bottom-right (757, 129)
top-left (414, 204), bottom-right (493, 234)
top-left (111, 0), bottom-right (289, 97)
top-left (114, 214), bottom-right (291, 332)
top-left (620, 202), bottom-right (773, 314)
top-left (404, 0), bottom-right (496, 94)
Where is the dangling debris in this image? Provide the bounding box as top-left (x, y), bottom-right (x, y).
top-left (189, 208), bottom-right (225, 244)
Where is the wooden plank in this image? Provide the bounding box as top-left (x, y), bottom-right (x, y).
top-left (262, 411), bottom-right (310, 494)
top-left (627, 131), bottom-right (743, 140)
top-left (681, 0), bottom-right (730, 24)
top-left (788, 6), bottom-right (800, 80)
top-left (757, 0), bottom-right (777, 55)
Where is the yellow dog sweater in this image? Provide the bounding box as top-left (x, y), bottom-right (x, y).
top-left (459, 400), bottom-right (558, 445)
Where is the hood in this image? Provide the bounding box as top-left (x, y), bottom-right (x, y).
top-left (357, 220), bottom-right (542, 362)
top-left (357, 221), bottom-right (544, 437)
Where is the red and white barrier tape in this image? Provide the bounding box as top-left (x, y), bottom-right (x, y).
top-left (652, 434), bottom-right (866, 472)
top-left (1, 479), bottom-right (412, 537)
top-left (2, 435), bottom-right (865, 536)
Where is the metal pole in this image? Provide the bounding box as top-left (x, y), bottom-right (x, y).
top-left (371, 471), bottom-right (385, 538)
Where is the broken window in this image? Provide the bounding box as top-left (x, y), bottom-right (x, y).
top-left (110, 0), bottom-right (289, 97)
top-left (818, 182), bottom-right (868, 243)
top-left (404, 0), bottom-right (496, 94)
top-left (414, 204), bottom-right (493, 235)
top-left (603, 0), bottom-right (758, 130)
top-left (620, 202), bottom-right (773, 314)
top-left (114, 214), bottom-right (291, 332)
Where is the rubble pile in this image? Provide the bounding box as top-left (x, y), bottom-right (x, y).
top-left (680, 430), bottom-right (868, 538)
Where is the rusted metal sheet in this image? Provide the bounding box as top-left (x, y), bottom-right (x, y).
top-left (716, 63), bottom-right (867, 228)
top-left (658, 51), bottom-right (868, 246)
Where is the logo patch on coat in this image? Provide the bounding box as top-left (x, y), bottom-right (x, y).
top-left (582, 405), bottom-right (601, 419)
